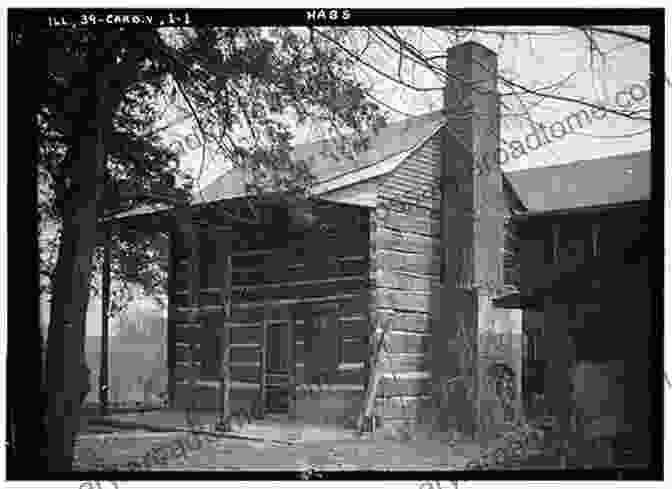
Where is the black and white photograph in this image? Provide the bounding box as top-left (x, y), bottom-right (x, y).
top-left (2, 5), bottom-right (665, 481)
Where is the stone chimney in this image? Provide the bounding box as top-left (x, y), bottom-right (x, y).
top-left (442, 41), bottom-right (502, 290)
top-left (435, 41), bottom-right (504, 439)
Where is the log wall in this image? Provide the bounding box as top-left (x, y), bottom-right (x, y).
top-left (168, 200), bottom-right (372, 418)
top-left (370, 133), bottom-right (445, 431)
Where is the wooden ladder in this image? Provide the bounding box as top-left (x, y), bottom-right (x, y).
top-left (357, 315), bottom-right (411, 433)
top-left (217, 338), bottom-right (265, 429)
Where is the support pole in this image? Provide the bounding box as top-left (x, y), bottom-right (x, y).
top-left (259, 303), bottom-right (268, 418)
top-left (186, 210), bottom-right (201, 415)
top-left (99, 227), bottom-right (111, 416)
top-left (167, 230), bottom-right (176, 408)
top-left (287, 314), bottom-right (296, 420)
top-left (217, 239), bottom-right (233, 427)
top-left (217, 340), bottom-right (231, 429)
top-left (176, 205), bottom-right (201, 415)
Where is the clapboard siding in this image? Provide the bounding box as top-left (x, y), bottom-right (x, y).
top-left (379, 132), bottom-right (443, 209)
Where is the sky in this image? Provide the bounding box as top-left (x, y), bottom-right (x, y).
top-left (42, 25), bottom-right (650, 337)
top-left (161, 26), bottom-right (651, 188)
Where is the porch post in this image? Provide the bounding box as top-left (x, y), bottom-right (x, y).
top-left (99, 227), bottom-right (111, 416)
top-left (183, 207), bottom-right (201, 412)
top-left (167, 229), bottom-right (176, 408)
top-left (172, 205), bottom-right (201, 412)
top-left (287, 314), bottom-right (296, 420)
top-left (217, 239), bottom-right (233, 426)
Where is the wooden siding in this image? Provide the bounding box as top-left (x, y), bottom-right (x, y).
top-left (378, 132), bottom-right (443, 210)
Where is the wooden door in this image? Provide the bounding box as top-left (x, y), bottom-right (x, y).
top-left (264, 320), bottom-right (292, 413)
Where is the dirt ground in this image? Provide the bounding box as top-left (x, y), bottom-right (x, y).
top-left (76, 410), bottom-right (484, 471)
top-left (76, 432), bottom-right (482, 471)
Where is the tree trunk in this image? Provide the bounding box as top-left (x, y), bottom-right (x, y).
top-left (42, 55), bottom-right (125, 468)
top-left (44, 124), bottom-right (106, 470)
top-left (41, 28), bottom-right (141, 469)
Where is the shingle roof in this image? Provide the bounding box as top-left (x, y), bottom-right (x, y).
top-left (504, 150), bottom-right (650, 213)
top-left (108, 110), bottom-right (446, 220)
top-left (106, 109), bottom-right (650, 221)
top-left (193, 109), bottom-right (446, 204)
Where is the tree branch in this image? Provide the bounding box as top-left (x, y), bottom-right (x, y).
top-left (574, 26), bottom-right (650, 45)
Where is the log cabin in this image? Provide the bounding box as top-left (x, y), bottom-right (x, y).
top-left (103, 41), bottom-right (522, 439)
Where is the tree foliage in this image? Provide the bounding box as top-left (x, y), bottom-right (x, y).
top-left (37, 26), bottom-right (389, 314)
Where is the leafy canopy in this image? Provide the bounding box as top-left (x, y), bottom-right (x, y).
top-left (37, 26), bottom-right (385, 313)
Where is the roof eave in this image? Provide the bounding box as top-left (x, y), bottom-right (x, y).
top-left (509, 199), bottom-right (649, 222)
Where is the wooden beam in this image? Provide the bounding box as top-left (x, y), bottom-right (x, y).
top-left (259, 303), bottom-right (268, 418)
top-left (375, 287), bottom-right (442, 313)
top-left (376, 249), bottom-right (442, 276)
top-left (167, 231), bottom-right (177, 407)
top-left (378, 208), bottom-right (441, 237)
top-left (287, 314), bottom-right (296, 420)
top-left (231, 291), bottom-right (366, 310)
top-left (186, 222), bottom-right (200, 317)
top-left (218, 335), bottom-right (231, 428)
top-left (99, 228), bottom-right (111, 416)
top-left (175, 205), bottom-right (201, 414)
top-left (216, 229), bottom-right (232, 427)
top-left (186, 345), bottom-right (198, 419)
top-left (376, 269), bottom-right (440, 292)
top-left (375, 227), bottom-right (443, 255)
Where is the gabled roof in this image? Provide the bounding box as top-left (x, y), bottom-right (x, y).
top-left (504, 150), bottom-right (650, 214)
top-left (109, 111), bottom-right (446, 220)
top-left (106, 108), bottom-right (650, 222)
top-left (193, 110), bottom-right (447, 204)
